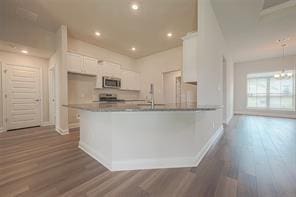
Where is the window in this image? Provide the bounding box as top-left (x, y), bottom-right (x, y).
top-left (247, 71), bottom-right (295, 110)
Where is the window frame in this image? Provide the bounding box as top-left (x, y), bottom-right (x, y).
top-left (246, 72), bottom-right (296, 111)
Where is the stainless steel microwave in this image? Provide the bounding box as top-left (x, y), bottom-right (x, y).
top-left (102, 76), bottom-right (121, 89)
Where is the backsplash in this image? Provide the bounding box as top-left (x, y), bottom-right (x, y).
top-left (94, 89), bottom-right (140, 101)
top-left (68, 73), bottom-right (140, 125)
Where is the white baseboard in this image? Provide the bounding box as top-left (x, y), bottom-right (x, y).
top-left (41, 121), bottom-right (52, 127)
top-left (69, 122), bottom-right (80, 129)
top-left (193, 125), bottom-right (224, 166)
top-left (79, 141), bottom-right (112, 171)
top-left (79, 125), bottom-right (224, 171)
top-left (235, 111), bottom-right (296, 119)
top-left (55, 127), bottom-right (69, 135)
top-left (225, 115), bottom-right (233, 125)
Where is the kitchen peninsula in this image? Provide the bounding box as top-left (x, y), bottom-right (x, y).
top-left (65, 103), bottom-right (223, 171)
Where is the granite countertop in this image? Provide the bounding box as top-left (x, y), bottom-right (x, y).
top-left (64, 102), bottom-right (222, 112)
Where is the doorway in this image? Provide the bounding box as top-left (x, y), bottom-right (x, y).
top-left (163, 70), bottom-right (182, 104)
top-left (3, 64), bottom-right (42, 130)
top-left (222, 57), bottom-right (227, 123)
top-left (49, 66), bottom-right (56, 126)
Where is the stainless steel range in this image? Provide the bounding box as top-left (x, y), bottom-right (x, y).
top-left (98, 93), bottom-right (125, 103)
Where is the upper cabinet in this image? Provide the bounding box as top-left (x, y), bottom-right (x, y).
top-left (84, 57), bottom-right (99, 75)
top-left (66, 53), bottom-right (84, 74)
top-left (99, 61), bottom-right (121, 78)
top-left (182, 32), bottom-right (198, 83)
top-left (67, 53), bottom-right (140, 91)
top-left (66, 52), bottom-right (98, 76)
top-left (121, 70), bottom-right (140, 91)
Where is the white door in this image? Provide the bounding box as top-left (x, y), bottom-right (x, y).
top-left (163, 70), bottom-right (181, 104)
top-left (5, 64), bottom-right (41, 130)
top-left (49, 68), bottom-right (56, 125)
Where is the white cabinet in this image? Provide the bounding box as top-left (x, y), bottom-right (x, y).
top-left (66, 53), bottom-right (84, 74)
top-left (182, 32), bottom-right (198, 83)
top-left (66, 56), bottom-right (140, 91)
top-left (100, 61), bottom-right (121, 78)
top-left (83, 57), bottom-right (98, 75)
top-left (66, 52), bottom-right (98, 76)
top-left (96, 63), bottom-right (103, 89)
top-left (121, 70), bottom-right (140, 91)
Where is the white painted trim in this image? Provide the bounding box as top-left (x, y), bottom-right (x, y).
top-left (261, 0), bottom-right (296, 16)
top-left (79, 125), bottom-right (224, 171)
top-left (193, 125), bottom-right (224, 166)
top-left (48, 66), bottom-right (56, 126)
top-left (182, 31), bottom-right (198, 40)
top-left (39, 66), bottom-right (44, 125)
top-left (224, 115), bottom-right (233, 125)
top-left (55, 127), bottom-right (69, 135)
top-left (79, 141), bottom-right (112, 171)
top-left (2, 63), bottom-right (7, 132)
top-left (2, 63), bottom-right (44, 131)
top-left (69, 122), bottom-right (80, 129)
top-left (234, 111), bottom-right (296, 119)
top-left (112, 156), bottom-right (198, 171)
top-left (41, 122), bottom-right (52, 127)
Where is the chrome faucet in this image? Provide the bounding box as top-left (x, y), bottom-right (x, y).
top-left (149, 83), bottom-right (155, 108)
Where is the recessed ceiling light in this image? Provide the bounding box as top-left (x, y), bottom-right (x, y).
top-left (95, 32), bottom-right (101, 37)
top-left (131, 47), bottom-right (136, 51)
top-left (21, 50), bottom-right (28, 54)
top-left (167, 33), bottom-right (173, 38)
top-left (131, 4), bottom-right (139, 10)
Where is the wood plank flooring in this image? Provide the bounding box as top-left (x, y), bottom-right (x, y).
top-left (0, 115), bottom-right (295, 197)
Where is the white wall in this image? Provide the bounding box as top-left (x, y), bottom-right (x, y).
top-left (196, 0), bottom-right (234, 124)
top-left (234, 55), bottom-right (296, 118)
top-left (68, 73), bottom-right (96, 126)
top-left (136, 47), bottom-right (183, 103)
top-left (68, 38), bottom-right (137, 71)
top-left (0, 51), bottom-right (49, 130)
top-left (53, 26), bottom-right (69, 134)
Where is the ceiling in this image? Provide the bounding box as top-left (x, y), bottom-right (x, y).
top-left (212, 0), bottom-right (296, 63)
top-left (0, 0), bottom-right (197, 59)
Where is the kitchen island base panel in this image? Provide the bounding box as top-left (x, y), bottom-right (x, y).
top-left (79, 110), bottom-right (223, 171)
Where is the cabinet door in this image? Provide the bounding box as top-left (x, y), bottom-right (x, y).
top-left (133, 72), bottom-right (141, 91)
top-left (84, 57), bottom-right (98, 76)
top-left (101, 62), bottom-right (121, 77)
top-left (182, 33), bottom-right (198, 83)
top-left (121, 70), bottom-right (140, 91)
top-left (96, 63), bottom-right (103, 89)
top-left (67, 53), bottom-right (83, 73)
top-left (120, 70), bottom-right (129, 90)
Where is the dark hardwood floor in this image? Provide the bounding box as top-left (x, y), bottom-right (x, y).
top-left (0, 115), bottom-right (295, 197)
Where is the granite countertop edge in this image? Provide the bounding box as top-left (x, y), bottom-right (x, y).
top-left (63, 103), bottom-right (222, 112)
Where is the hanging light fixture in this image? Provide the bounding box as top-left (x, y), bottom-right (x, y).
top-left (274, 39), bottom-right (293, 79)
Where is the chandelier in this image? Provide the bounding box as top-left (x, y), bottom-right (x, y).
top-left (274, 39), bottom-right (293, 79)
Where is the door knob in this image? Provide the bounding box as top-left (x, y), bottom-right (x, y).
top-left (35, 99), bottom-right (40, 102)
